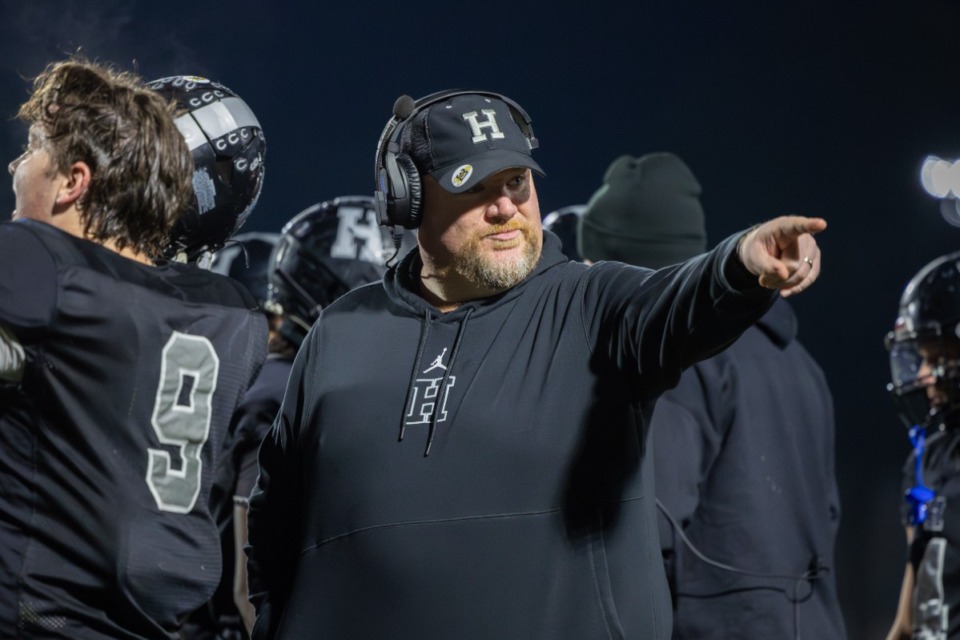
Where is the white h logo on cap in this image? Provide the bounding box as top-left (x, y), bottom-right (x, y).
top-left (463, 109), bottom-right (505, 143)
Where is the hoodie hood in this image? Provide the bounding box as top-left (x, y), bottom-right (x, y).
top-left (756, 297), bottom-right (797, 348)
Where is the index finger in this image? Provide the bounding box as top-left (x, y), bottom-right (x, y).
top-left (776, 216), bottom-right (827, 237)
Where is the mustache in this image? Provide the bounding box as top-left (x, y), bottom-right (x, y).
top-left (482, 221), bottom-right (531, 236)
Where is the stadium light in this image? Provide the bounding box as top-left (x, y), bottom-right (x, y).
top-left (921, 155), bottom-right (960, 199)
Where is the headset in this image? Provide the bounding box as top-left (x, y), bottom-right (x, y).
top-left (373, 89), bottom-right (539, 230)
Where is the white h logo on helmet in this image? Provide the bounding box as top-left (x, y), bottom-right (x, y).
top-left (462, 109), bottom-right (505, 143)
top-left (330, 206), bottom-right (382, 263)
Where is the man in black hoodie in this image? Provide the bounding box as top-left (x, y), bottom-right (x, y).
top-left (579, 152), bottom-right (846, 640)
top-left (246, 90), bottom-right (826, 640)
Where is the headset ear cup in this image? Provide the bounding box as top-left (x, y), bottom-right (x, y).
top-left (380, 147), bottom-right (409, 228)
top-left (396, 153), bottom-right (422, 229)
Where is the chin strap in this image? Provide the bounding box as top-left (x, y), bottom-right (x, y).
top-left (906, 424), bottom-right (936, 526)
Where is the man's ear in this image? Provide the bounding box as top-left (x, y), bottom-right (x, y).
top-left (55, 161), bottom-right (91, 207)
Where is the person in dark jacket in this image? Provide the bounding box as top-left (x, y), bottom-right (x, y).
top-left (579, 152), bottom-right (846, 640)
top-left (245, 90), bottom-right (827, 640)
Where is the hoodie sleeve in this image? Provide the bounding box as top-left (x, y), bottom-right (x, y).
top-left (579, 231), bottom-right (775, 393)
top-left (246, 336), bottom-right (315, 638)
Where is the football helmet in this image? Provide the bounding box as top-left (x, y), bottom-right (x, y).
top-left (148, 75), bottom-right (266, 262)
top-left (886, 250), bottom-right (960, 430)
top-left (542, 205), bottom-right (586, 262)
top-left (209, 232), bottom-right (281, 311)
top-left (268, 196), bottom-right (407, 346)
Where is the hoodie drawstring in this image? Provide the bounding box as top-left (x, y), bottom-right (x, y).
top-left (423, 308), bottom-right (473, 457)
top-left (399, 310), bottom-right (432, 443)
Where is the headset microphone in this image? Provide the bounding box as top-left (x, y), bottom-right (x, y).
top-left (393, 95), bottom-right (416, 119)
top-left (379, 94), bottom-right (418, 239)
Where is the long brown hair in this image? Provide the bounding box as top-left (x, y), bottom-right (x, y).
top-left (17, 57), bottom-right (194, 257)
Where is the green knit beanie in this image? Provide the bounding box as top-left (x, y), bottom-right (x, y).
top-left (578, 153), bottom-right (707, 268)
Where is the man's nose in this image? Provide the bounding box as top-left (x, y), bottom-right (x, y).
top-left (486, 193), bottom-right (519, 221)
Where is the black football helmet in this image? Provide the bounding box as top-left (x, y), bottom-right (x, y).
top-left (542, 205), bottom-right (586, 262)
top-left (886, 250), bottom-right (960, 431)
top-left (148, 75), bottom-right (266, 262)
top-left (268, 196), bottom-right (408, 346)
top-left (209, 232), bottom-right (281, 311)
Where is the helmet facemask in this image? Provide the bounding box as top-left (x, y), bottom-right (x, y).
top-left (886, 321), bottom-right (960, 431)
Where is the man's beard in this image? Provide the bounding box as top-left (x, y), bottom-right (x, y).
top-left (452, 224), bottom-right (542, 291)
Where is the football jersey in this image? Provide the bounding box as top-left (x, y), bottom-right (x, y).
top-left (0, 220), bottom-right (267, 639)
top-left (903, 427), bottom-right (960, 639)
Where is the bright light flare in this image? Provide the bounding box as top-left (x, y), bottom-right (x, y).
top-left (921, 155), bottom-right (960, 198)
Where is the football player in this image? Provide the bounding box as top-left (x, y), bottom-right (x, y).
top-left (223, 196), bottom-right (406, 635)
top-left (0, 59), bottom-right (267, 638)
top-left (886, 251), bottom-right (960, 639)
top-left (185, 231), bottom-right (281, 640)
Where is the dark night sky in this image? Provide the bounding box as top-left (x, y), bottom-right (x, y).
top-left (2, 2), bottom-right (959, 637)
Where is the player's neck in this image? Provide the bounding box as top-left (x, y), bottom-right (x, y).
top-left (100, 238), bottom-right (153, 265)
top-left (49, 209), bottom-right (153, 265)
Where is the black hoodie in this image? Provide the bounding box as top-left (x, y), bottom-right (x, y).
top-left (247, 230), bottom-right (775, 639)
top-left (653, 298), bottom-right (846, 639)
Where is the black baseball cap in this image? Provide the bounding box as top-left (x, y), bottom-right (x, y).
top-left (419, 93), bottom-right (544, 193)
